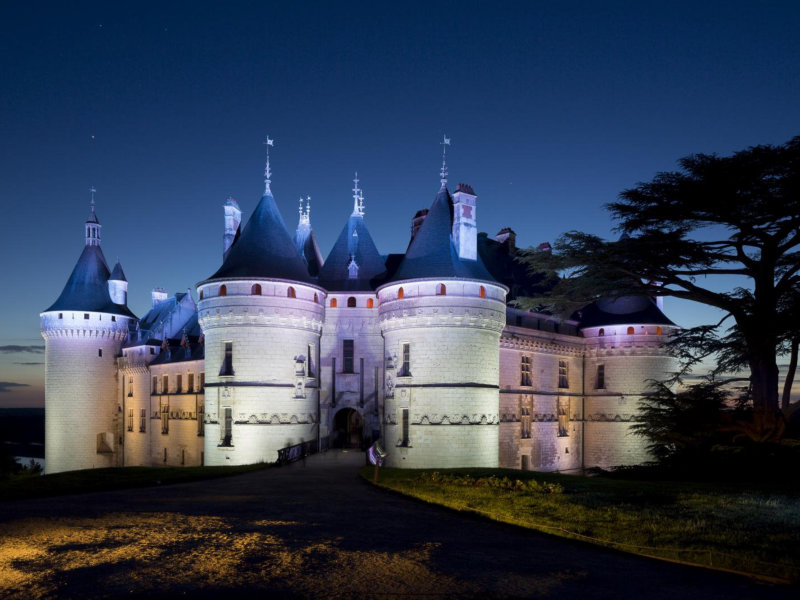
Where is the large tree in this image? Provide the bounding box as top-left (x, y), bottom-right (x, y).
top-left (520, 136), bottom-right (800, 416)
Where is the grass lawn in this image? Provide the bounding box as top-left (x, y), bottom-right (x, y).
top-left (0, 463), bottom-right (271, 502)
top-left (361, 466), bottom-right (800, 583)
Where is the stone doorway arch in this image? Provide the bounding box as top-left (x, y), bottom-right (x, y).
top-left (333, 408), bottom-right (364, 449)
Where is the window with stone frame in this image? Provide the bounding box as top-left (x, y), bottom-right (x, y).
top-left (127, 408), bottom-right (134, 432)
top-left (177, 374), bottom-right (183, 393)
top-left (343, 339), bottom-right (355, 373)
top-left (398, 342), bottom-right (411, 376)
top-left (558, 360), bottom-right (569, 389)
top-left (307, 344), bottom-right (316, 378)
top-left (139, 408), bottom-right (146, 432)
top-left (400, 408), bottom-right (410, 446)
top-left (188, 373), bottom-right (195, 393)
top-left (162, 375), bottom-right (169, 394)
top-left (197, 401), bottom-right (205, 436)
top-left (596, 364), bottom-right (605, 389)
top-left (520, 355), bottom-right (532, 386)
top-left (221, 407), bottom-right (232, 446)
top-left (161, 400), bottom-right (169, 434)
top-left (519, 396), bottom-right (532, 439)
top-left (220, 342), bottom-right (234, 376)
top-left (557, 397), bottom-right (569, 437)
top-left (199, 372), bottom-right (205, 391)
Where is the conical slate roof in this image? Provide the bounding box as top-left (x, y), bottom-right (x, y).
top-left (204, 191), bottom-right (313, 283)
top-left (389, 186), bottom-right (495, 283)
top-left (319, 213), bottom-right (386, 291)
top-left (44, 244), bottom-right (136, 317)
top-left (109, 260), bottom-right (127, 282)
top-left (295, 225), bottom-right (323, 277)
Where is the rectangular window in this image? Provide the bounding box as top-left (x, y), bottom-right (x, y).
top-left (221, 407), bottom-right (232, 446)
top-left (98, 349), bottom-right (103, 358)
top-left (557, 397), bottom-right (569, 437)
top-left (188, 373), bottom-right (195, 393)
top-left (520, 355), bottom-right (531, 386)
top-left (558, 360), bottom-right (569, 389)
top-left (111, 316), bottom-right (116, 322)
top-left (127, 408), bottom-right (133, 432)
top-left (401, 408), bottom-right (409, 447)
top-left (127, 376), bottom-right (133, 397)
top-left (162, 375), bottom-right (169, 394)
top-left (400, 343), bottom-right (411, 376)
top-left (520, 396), bottom-right (532, 439)
top-left (220, 342), bottom-right (234, 376)
top-left (596, 364), bottom-right (605, 390)
top-left (176, 374), bottom-right (183, 393)
top-left (307, 344), bottom-right (315, 378)
top-left (152, 376), bottom-right (158, 394)
top-left (199, 372), bottom-right (205, 391)
top-left (58, 313), bottom-right (63, 319)
top-left (197, 402), bottom-right (204, 436)
top-left (84, 313), bottom-right (89, 319)
top-left (343, 339), bottom-right (354, 373)
top-left (150, 347), bottom-right (155, 355)
top-left (161, 401), bottom-right (169, 434)
top-left (139, 408), bottom-right (146, 432)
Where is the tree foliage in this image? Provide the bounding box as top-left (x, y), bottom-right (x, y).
top-left (519, 136), bottom-right (800, 415)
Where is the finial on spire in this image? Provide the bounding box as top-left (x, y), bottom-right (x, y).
top-left (352, 172), bottom-right (364, 216)
top-left (263, 136), bottom-right (274, 194)
top-left (298, 195), bottom-right (311, 227)
top-left (440, 135), bottom-right (450, 189)
top-left (89, 186), bottom-right (96, 213)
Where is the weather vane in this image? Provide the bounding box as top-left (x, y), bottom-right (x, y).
top-left (89, 186), bottom-right (96, 212)
top-left (440, 135), bottom-right (451, 188)
top-left (264, 136), bottom-right (274, 193)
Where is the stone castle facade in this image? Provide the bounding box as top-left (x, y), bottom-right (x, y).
top-left (41, 153), bottom-right (677, 474)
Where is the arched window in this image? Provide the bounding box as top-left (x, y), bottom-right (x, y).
top-left (330, 298), bottom-right (337, 308)
top-left (436, 283), bottom-right (446, 296)
top-left (598, 328), bottom-right (604, 336)
top-left (347, 296), bottom-right (357, 308)
top-left (314, 293), bottom-right (318, 303)
top-left (219, 285), bottom-right (227, 297)
top-left (479, 286), bottom-right (486, 298)
top-left (287, 287), bottom-right (296, 298)
top-left (366, 298), bottom-right (374, 308)
top-left (251, 283), bottom-right (262, 295)
top-left (656, 326), bottom-right (663, 335)
top-left (398, 287), bottom-right (404, 299)
top-left (627, 326), bottom-right (635, 335)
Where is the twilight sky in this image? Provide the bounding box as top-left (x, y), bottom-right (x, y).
top-left (1, 0), bottom-right (798, 407)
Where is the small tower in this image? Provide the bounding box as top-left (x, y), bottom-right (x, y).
top-left (223, 196), bottom-right (241, 260)
top-left (294, 196), bottom-right (323, 276)
top-left (40, 190), bottom-right (136, 474)
top-left (108, 260), bottom-right (128, 305)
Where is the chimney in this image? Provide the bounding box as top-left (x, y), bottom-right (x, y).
top-left (495, 227), bottom-right (517, 252)
top-left (409, 209), bottom-right (429, 247)
top-left (151, 287), bottom-right (168, 308)
top-left (223, 196), bottom-right (241, 260)
top-left (452, 183), bottom-right (477, 260)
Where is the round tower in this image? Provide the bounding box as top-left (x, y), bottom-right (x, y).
top-left (197, 144), bottom-right (326, 465)
top-left (578, 295), bottom-right (679, 469)
top-left (377, 174), bottom-right (507, 468)
top-left (40, 192), bottom-right (136, 473)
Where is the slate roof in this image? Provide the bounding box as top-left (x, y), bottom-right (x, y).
top-left (296, 227), bottom-right (323, 277)
top-left (44, 244), bottom-right (136, 318)
top-left (319, 213), bottom-right (387, 291)
top-left (388, 186), bottom-right (496, 283)
top-left (203, 191), bottom-right (313, 283)
top-left (128, 292), bottom-right (198, 346)
top-left (109, 260), bottom-right (127, 282)
top-left (149, 335), bottom-right (205, 365)
top-left (574, 295), bottom-right (676, 328)
top-left (477, 233), bottom-right (555, 301)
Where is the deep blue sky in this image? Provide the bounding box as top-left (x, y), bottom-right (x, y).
top-left (1, 1), bottom-right (798, 406)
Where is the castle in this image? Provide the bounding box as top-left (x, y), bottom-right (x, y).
top-left (40, 146), bottom-right (677, 474)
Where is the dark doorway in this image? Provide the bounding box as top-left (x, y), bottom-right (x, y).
top-left (333, 408), bottom-right (363, 449)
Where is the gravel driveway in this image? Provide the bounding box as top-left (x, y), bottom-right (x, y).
top-left (0, 451), bottom-right (792, 599)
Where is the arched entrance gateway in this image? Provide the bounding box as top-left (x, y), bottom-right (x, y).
top-left (332, 408), bottom-right (364, 449)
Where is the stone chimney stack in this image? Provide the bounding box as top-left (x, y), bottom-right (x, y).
top-left (452, 183), bottom-right (477, 260)
top-left (495, 227), bottom-right (517, 252)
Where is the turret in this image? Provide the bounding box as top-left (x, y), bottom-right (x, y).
top-left (40, 189), bottom-right (136, 474)
top-left (108, 260), bottom-right (128, 305)
top-left (294, 196), bottom-right (323, 277)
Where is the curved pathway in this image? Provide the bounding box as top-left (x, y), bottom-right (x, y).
top-left (0, 451), bottom-right (792, 599)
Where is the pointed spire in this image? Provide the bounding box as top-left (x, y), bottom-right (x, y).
top-left (440, 135), bottom-right (451, 189)
top-left (89, 185), bottom-right (96, 216)
top-left (352, 172), bottom-right (364, 216)
top-left (263, 136), bottom-right (274, 194)
top-left (85, 186), bottom-right (101, 245)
